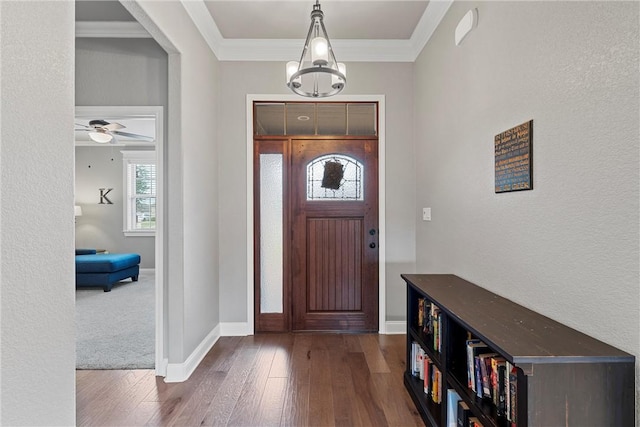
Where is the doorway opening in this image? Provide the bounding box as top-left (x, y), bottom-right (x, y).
top-left (74, 106), bottom-right (164, 371)
top-left (252, 101), bottom-right (381, 333)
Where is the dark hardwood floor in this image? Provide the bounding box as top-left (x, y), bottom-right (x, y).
top-left (76, 333), bottom-right (423, 426)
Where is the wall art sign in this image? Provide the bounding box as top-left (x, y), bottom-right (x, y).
top-left (495, 120), bottom-right (533, 193)
top-left (99, 188), bottom-right (114, 204)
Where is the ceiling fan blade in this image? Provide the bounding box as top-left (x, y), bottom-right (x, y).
top-left (112, 130), bottom-right (154, 141)
top-left (102, 122), bottom-right (125, 131)
top-left (75, 123), bottom-right (91, 129)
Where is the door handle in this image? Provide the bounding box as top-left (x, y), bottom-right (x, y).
top-left (369, 228), bottom-right (376, 236)
top-left (369, 242), bottom-right (376, 249)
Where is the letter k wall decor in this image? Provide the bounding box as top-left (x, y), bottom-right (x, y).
top-left (99, 188), bottom-right (114, 204)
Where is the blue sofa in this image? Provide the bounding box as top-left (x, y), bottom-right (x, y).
top-left (75, 249), bottom-right (141, 292)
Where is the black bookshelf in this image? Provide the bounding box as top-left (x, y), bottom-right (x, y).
top-left (402, 274), bottom-right (635, 427)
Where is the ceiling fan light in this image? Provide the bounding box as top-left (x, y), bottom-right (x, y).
top-left (88, 131), bottom-right (112, 144)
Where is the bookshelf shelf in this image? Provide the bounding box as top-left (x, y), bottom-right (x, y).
top-left (402, 274), bottom-right (635, 427)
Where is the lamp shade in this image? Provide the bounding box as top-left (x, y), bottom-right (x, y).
top-left (88, 131), bottom-right (112, 143)
top-left (74, 205), bottom-right (83, 217)
top-left (311, 37), bottom-right (328, 65)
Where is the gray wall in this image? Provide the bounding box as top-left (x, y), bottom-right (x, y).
top-left (217, 61), bottom-right (416, 324)
top-left (129, 0), bottom-right (221, 366)
top-left (75, 146), bottom-right (155, 268)
top-left (1, 1), bottom-right (76, 424)
top-left (76, 38), bottom-right (167, 107)
top-left (75, 38), bottom-right (167, 268)
top-left (414, 0), bottom-right (639, 416)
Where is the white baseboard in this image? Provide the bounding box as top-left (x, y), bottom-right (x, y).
top-left (384, 321), bottom-right (407, 334)
top-left (220, 322), bottom-right (251, 336)
top-left (139, 268), bottom-right (155, 274)
top-left (155, 358), bottom-right (168, 377)
top-left (164, 324), bottom-right (221, 383)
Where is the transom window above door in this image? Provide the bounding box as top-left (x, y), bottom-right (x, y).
top-left (254, 102), bottom-right (377, 136)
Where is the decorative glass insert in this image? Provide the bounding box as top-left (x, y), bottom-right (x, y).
top-left (307, 154), bottom-right (363, 201)
top-left (260, 154), bottom-right (284, 313)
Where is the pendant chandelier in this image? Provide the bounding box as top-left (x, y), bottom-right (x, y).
top-left (286, 0), bottom-right (346, 98)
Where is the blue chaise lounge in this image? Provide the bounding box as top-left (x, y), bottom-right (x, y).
top-left (75, 249), bottom-right (141, 292)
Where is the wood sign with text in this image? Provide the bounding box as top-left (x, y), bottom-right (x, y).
top-left (495, 120), bottom-right (533, 193)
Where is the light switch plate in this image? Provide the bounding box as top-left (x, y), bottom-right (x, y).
top-left (422, 207), bottom-right (431, 221)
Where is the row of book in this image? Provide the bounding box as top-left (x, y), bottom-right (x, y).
top-left (456, 398), bottom-right (484, 427)
top-left (447, 389), bottom-right (485, 427)
top-left (410, 341), bottom-right (443, 404)
top-left (417, 298), bottom-right (442, 352)
top-left (466, 338), bottom-right (518, 425)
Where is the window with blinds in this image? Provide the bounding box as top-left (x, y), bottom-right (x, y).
top-left (122, 150), bottom-right (156, 235)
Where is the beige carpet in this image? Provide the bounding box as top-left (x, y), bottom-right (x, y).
top-left (75, 271), bottom-right (154, 369)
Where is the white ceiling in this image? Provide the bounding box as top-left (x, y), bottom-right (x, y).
top-left (76, 0), bottom-right (453, 62)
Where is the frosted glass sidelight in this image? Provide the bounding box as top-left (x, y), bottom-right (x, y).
top-left (260, 154), bottom-right (284, 313)
top-left (307, 154), bottom-right (364, 201)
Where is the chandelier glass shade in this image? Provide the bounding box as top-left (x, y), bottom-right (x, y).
top-left (286, 0), bottom-right (346, 98)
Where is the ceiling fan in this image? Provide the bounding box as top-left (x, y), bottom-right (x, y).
top-left (75, 119), bottom-right (153, 143)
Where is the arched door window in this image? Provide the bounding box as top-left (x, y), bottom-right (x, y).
top-left (306, 154), bottom-right (363, 201)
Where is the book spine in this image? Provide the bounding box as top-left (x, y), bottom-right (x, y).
top-left (423, 356), bottom-right (431, 395)
top-left (474, 357), bottom-right (483, 398)
top-left (509, 366), bottom-right (518, 426)
top-left (505, 361), bottom-right (512, 421)
top-left (497, 361), bottom-right (506, 417)
top-left (480, 355), bottom-right (492, 398)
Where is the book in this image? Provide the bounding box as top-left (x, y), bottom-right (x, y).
top-left (417, 347), bottom-right (425, 380)
top-left (509, 365), bottom-right (518, 426)
top-left (505, 361), bottom-right (511, 420)
top-left (411, 342), bottom-right (420, 376)
top-left (474, 356), bottom-right (483, 398)
top-left (478, 352), bottom-right (497, 399)
top-left (423, 355), bottom-right (432, 395)
top-left (456, 400), bottom-right (471, 427)
top-left (466, 340), bottom-right (488, 392)
top-left (446, 389), bottom-right (461, 427)
top-left (489, 355), bottom-right (505, 404)
top-left (418, 298), bottom-right (425, 328)
top-left (431, 367), bottom-right (442, 403)
top-left (422, 300), bottom-right (432, 333)
top-left (468, 416), bottom-right (484, 427)
top-left (495, 358), bottom-right (507, 417)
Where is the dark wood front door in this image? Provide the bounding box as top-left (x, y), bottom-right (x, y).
top-left (291, 138), bottom-right (378, 331)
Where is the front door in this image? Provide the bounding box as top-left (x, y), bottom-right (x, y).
top-left (291, 137), bottom-right (378, 331)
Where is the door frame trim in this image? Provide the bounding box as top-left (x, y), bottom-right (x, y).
top-left (245, 94), bottom-right (386, 334)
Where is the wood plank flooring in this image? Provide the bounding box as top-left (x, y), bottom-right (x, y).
top-left (76, 333), bottom-right (423, 426)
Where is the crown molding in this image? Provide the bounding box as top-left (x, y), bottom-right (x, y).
top-left (75, 21), bottom-right (151, 38)
top-left (76, 1), bottom-right (453, 61)
top-left (410, 0), bottom-right (454, 59)
top-left (182, 0), bottom-right (453, 63)
top-left (180, 0), bottom-right (224, 54)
